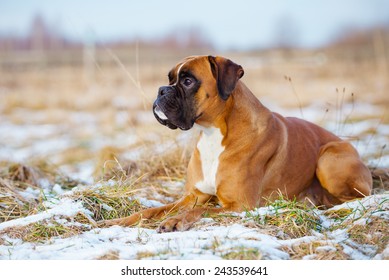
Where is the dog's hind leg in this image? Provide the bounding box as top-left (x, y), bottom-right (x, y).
top-left (316, 141), bottom-right (372, 206)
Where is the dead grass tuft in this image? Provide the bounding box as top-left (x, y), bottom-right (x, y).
top-left (222, 247), bottom-right (263, 260)
top-left (93, 146), bottom-right (125, 180)
top-left (65, 180), bottom-right (147, 222)
top-left (324, 208), bottom-right (354, 220)
top-left (1, 218), bottom-right (86, 243)
top-left (91, 143), bottom-right (190, 209)
top-left (95, 250), bottom-right (120, 260)
top-left (255, 198), bottom-right (322, 239)
top-left (0, 177), bottom-right (36, 222)
top-left (0, 160), bottom-right (51, 189)
top-left (1, 225), bottom-right (31, 241)
top-left (0, 160), bottom-right (78, 189)
top-left (24, 221), bottom-right (82, 242)
top-left (0, 160), bottom-right (81, 222)
top-left (136, 251), bottom-right (158, 259)
top-left (324, 194), bottom-right (389, 232)
top-left (282, 241), bottom-right (350, 260)
top-left (97, 144), bottom-right (191, 183)
top-left (347, 216), bottom-right (389, 254)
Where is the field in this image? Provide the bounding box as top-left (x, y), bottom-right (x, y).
top-left (0, 45), bottom-right (388, 259)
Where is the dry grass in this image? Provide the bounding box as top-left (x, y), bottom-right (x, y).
top-left (347, 216), bottom-right (389, 254)
top-left (1, 217), bottom-right (87, 243)
top-left (95, 250), bottom-right (120, 260)
top-left (0, 46), bottom-right (388, 258)
top-left (136, 251), bottom-right (159, 259)
top-left (0, 153), bottom-right (388, 258)
top-left (92, 142), bottom-right (191, 204)
top-left (0, 160), bottom-right (80, 222)
top-left (246, 197), bottom-right (323, 239)
top-left (222, 247), bottom-right (263, 260)
top-left (0, 162), bottom-right (52, 222)
top-left (66, 182), bottom-right (145, 222)
top-left (0, 128), bottom-right (191, 221)
top-left (0, 140), bottom-right (388, 253)
top-left (324, 196), bottom-right (389, 229)
top-left (63, 141), bottom-right (192, 227)
top-left (282, 241), bottom-right (350, 260)
top-left (0, 177), bottom-right (35, 222)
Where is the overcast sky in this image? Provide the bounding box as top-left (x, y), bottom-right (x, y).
top-left (0, 0), bottom-right (388, 50)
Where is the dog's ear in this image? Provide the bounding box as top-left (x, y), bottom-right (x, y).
top-left (208, 55), bottom-right (244, 100)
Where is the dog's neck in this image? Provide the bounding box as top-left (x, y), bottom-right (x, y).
top-left (220, 82), bottom-right (273, 136)
top-left (194, 81), bottom-right (273, 139)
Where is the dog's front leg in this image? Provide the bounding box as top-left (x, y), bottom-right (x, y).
top-left (99, 192), bottom-right (211, 227)
top-left (100, 203), bottom-right (177, 227)
top-left (157, 206), bottom-right (235, 232)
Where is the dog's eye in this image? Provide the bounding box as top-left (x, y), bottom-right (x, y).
top-left (182, 78), bottom-right (193, 87)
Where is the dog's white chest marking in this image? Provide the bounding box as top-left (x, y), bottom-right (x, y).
top-left (195, 126), bottom-right (224, 195)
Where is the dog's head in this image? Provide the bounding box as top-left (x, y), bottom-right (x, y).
top-left (153, 55), bottom-right (244, 130)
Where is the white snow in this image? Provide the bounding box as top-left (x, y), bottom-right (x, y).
top-left (0, 222), bottom-right (288, 260)
top-left (1, 190), bottom-right (388, 260)
top-left (0, 199), bottom-right (91, 231)
top-left (18, 187), bottom-right (42, 201)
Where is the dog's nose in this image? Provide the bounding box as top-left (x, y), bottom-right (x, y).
top-left (158, 86), bottom-right (174, 97)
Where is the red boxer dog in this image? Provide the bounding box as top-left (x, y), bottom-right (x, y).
top-left (101, 55), bottom-right (372, 232)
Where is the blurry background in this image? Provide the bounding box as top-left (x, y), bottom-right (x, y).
top-left (0, 0), bottom-right (388, 182)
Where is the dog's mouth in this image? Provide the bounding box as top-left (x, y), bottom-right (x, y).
top-left (152, 104), bottom-right (202, 131)
top-left (154, 104), bottom-right (169, 121)
top-left (153, 104), bottom-right (179, 130)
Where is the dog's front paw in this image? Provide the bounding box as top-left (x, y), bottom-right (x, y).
top-left (157, 215), bottom-right (193, 233)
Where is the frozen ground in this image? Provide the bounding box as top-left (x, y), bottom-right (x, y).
top-left (0, 102), bottom-right (388, 260)
top-left (0, 184), bottom-right (388, 260)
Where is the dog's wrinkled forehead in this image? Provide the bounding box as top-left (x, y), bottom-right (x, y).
top-left (167, 56), bottom-right (208, 85)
